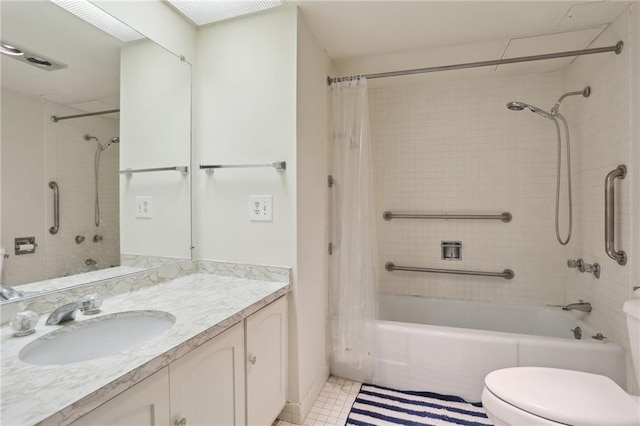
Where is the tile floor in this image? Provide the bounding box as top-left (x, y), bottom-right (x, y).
top-left (274, 376), bottom-right (361, 426)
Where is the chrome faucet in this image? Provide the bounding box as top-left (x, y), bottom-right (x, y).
top-left (45, 300), bottom-right (91, 325)
top-left (563, 300), bottom-right (592, 313)
top-left (1, 284), bottom-right (24, 301)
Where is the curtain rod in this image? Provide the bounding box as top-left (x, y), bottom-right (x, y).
top-left (50, 109), bottom-right (120, 123)
top-left (327, 41), bottom-right (623, 85)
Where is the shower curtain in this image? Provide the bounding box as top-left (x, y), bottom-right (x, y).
top-left (329, 77), bottom-right (378, 372)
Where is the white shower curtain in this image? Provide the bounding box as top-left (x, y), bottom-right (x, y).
top-left (329, 77), bottom-right (378, 372)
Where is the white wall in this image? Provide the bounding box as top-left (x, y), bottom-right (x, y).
top-left (292, 10), bottom-right (330, 420)
top-left (193, 8), bottom-right (297, 266)
top-left (193, 7), bottom-right (330, 420)
top-left (119, 39), bottom-right (191, 259)
top-left (1, 89), bottom-right (119, 285)
top-left (563, 6), bottom-right (638, 393)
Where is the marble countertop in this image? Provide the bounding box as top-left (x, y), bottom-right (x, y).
top-left (1, 272), bottom-right (290, 426)
top-left (17, 265), bottom-right (147, 293)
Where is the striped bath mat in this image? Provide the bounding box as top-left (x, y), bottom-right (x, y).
top-left (346, 384), bottom-right (493, 426)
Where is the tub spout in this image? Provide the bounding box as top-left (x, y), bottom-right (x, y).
top-left (563, 300), bottom-right (592, 313)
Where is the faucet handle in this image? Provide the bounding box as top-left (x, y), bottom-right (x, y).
top-left (567, 259), bottom-right (585, 272)
top-left (81, 294), bottom-right (102, 315)
top-left (584, 263), bottom-right (601, 279)
top-left (11, 311), bottom-right (39, 337)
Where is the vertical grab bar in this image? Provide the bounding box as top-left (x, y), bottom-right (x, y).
top-left (604, 165), bottom-right (626, 265)
top-left (49, 181), bottom-right (59, 235)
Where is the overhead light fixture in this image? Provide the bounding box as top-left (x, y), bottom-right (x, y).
top-left (0, 41), bottom-right (67, 71)
top-left (0, 42), bottom-right (24, 56)
top-left (50, 0), bottom-right (144, 43)
top-left (167, 0), bottom-right (284, 26)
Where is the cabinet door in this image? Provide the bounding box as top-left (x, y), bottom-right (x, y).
top-left (246, 296), bottom-right (288, 426)
top-left (169, 322), bottom-right (245, 426)
top-left (71, 367), bottom-right (170, 426)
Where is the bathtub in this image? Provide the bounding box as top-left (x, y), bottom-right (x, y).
top-left (331, 295), bottom-right (626, 402)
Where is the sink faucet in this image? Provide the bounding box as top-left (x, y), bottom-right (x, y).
top-left (1, 284), bottom-right (24, 301)
top-left (563, 300), bottom-right (592, 313)
top-left (46, 300), bottom-right (91, 325)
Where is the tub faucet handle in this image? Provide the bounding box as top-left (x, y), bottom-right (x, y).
top-left (584, 263), bottom-right (601, 279)
top-left (567, 259), bottom-right (585, 272)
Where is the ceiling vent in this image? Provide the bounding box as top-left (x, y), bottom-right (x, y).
top-left (0, 41), bottom-right (67, 71)
top-left (167, 0), bottom-right (284, 26)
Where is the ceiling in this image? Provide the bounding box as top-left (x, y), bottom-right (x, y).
top-left (1, 1), bottom-right (630, 105)
top-left (293, 1), bottom-right (630, 59)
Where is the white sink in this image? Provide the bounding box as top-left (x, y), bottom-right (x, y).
top-left (19, 310), bottom-right (176, 365)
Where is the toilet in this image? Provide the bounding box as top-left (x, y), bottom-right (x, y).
top-left (482, 299), bottom-right (640, 426)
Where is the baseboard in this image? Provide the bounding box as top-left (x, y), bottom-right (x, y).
top-left (278, 363), bottom-right (330, 424)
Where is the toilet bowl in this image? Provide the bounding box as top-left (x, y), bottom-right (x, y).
top-left (482, 299), bottom-right (640, 426)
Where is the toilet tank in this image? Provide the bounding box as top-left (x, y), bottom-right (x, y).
top-left (623, 299), bottom-right (640, 386)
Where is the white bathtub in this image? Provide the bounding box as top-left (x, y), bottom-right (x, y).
top-left (331, 295), bottom-right (626, 402)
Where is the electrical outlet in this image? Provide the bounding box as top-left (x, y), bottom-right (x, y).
top-left (249, 195), bottom-right (272, 222)
top-left (135, 196), bottom-right (152, 218)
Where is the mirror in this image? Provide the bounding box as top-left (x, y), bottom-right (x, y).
top-left (0, 0), bottom-right (191, 298)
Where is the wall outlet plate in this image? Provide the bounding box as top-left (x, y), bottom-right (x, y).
top-left (249, 195), bottom-right (273, 222)
top-left (135, 196), bottom-right (152, 218)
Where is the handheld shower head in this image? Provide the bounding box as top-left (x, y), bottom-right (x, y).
top-left (506, 101), bottom-right (527, 111)
top-left (506, 101), bottom-right (553, 119)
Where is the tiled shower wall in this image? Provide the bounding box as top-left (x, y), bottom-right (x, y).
top-left (44, 102), bottom-right (120, 280)
top-left (1, 90), bottom-right (119, 285)
top-left (369, 71), bottom-right (568, 306)
top-left (562, 8), bottom-right (637, 392)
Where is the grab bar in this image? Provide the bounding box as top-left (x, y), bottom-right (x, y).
top-left (604, 165), bottom-right (627, 265)
top-left (385, 262), bottom-right (514, 280)
top-left (383, 211), bottom-right (512, 222)
top-left (119, 166), bottom-right (188, 176)
top-left (49, 181), bottom-right (59, 234)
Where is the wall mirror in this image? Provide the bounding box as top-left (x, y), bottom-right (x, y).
top-left (0, 0), bottom-right (192, 300)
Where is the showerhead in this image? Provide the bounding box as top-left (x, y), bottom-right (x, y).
top-left (506, 101), bottom-right (553, 119)
top-left (109, 137), bottom-right (119, 144)
top-left (506, 101), bottom-right (527, 111)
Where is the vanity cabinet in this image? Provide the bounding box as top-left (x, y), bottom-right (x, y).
top-left (170, 322), bottom-right (245, 426)
top-left (246, 296), bottom-right (288, 425)
top-left (70, 296), bottom-right (287, 426)
top-left (70, 367), bottom-right (171, 426)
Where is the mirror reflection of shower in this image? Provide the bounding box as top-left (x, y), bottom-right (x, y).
top-left (506, 86), bottom-right (590, 246)
top-left (84, 134), bottom-right (120, 227)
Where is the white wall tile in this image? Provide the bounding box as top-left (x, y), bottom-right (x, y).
top-left (370, 72), bottom-right (567, 306)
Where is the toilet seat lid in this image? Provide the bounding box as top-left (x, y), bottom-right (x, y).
top-left (484, 367), bottom-right (640, 426)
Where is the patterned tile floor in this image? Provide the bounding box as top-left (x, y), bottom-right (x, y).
top-left (274, 376), bottom-right (361, 426)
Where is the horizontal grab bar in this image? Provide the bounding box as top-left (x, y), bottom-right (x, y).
top-left (119, 166), bottom-right (188, 175)
top-left (383, 211), bottom-right (512, 222)
top-left (385, 262), bottom-right (514, 280)
top-left (199, 161), bottom-right (286, 172)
